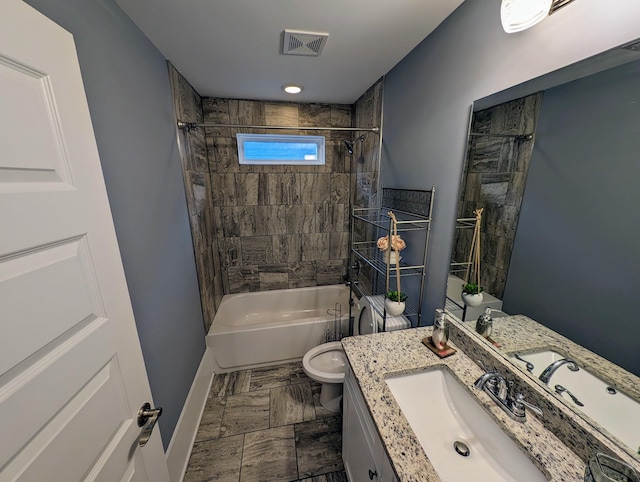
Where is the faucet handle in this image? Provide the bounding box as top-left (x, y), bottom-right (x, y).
top-left (513, 393), bottom-right (543, 418)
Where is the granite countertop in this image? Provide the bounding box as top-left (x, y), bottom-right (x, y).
top-left (342, 327), bottom-right (585, 482)
top-left (462, 314), bottom-right (640, 402)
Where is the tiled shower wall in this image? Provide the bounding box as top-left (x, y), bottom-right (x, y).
top-left (452, 93), bottom-right (543, 299)
top-left (168, 64), bottom-right (223, 331)
top-left (203, 98), bottom-right (354, 293)
top-left (350, 79), bottom-right (384, 297)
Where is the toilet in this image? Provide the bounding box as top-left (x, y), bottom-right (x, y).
top-left (355, 295), bottom-right (411, 334)
top-left (302, 296), bottom-right (411, 412)
top-left (302, 341), bottom-right (346, 412)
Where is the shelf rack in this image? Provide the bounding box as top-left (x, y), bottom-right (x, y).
top-left (348, 187), bottom-right (435, 331)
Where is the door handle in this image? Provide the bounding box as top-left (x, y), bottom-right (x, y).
top-left (137, 402), bottom-right (162, 447)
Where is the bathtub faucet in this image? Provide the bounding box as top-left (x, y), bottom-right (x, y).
top-left (538, 358), bottom-right (579, 385)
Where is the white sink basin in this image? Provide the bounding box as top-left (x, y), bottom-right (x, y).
top-left (385, 368), bottom-right (546, 482)
top-left (510, 350), bottom-right (640, 450)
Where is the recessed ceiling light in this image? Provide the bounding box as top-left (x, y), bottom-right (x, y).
top-left (282, 84), bottom-right (303, 94)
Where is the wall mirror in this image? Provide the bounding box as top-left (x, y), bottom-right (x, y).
top-left (447, 37), bottom-right (640, 460)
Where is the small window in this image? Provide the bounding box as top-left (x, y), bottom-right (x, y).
top-left (236, 133), bottom-right (325, 165)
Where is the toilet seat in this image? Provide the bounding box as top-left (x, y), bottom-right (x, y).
top-left (302, 341), bottom-right (345, 384)
top-left (354, 296), bottom-right (380, 336)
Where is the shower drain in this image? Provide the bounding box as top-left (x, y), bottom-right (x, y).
top-left (454, 440), bottom-right (470, 457)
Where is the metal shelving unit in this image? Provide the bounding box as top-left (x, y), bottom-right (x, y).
top-left (348, 188), bottom-right (435, 331)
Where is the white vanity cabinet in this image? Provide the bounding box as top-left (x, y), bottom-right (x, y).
top-left (343, 363), bottom-right (397, 482)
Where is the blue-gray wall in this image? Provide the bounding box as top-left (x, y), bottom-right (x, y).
top-left (381, 0), bottom-right (640, 324)
top-left (503, 60), bottom-right (640, 376)
top-left (24, 0), bottom-right (206, 448)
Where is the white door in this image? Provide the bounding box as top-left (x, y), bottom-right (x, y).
top-left (0, 1), bottom-right (170, 481)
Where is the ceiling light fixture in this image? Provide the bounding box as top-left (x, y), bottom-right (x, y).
top-left (500, 0), bottom-right (552, 33)
top-left (282, 84), bottom-right (303, 94)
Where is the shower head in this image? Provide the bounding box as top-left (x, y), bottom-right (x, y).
top-left (344, 135), bottom-right (366, 154)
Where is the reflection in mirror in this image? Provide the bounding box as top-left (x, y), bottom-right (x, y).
top-left (448, 39), bottom-right (640, 459)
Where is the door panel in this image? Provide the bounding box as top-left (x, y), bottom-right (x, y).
top-left (0, 1), bottom-right (169, 480)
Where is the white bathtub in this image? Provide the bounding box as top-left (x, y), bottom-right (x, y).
top-left (206, 285), bottom-right (351, 372)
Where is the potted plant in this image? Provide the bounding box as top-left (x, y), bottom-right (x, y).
top-left (385, 290), bottom-right (407, 316)
top-left (461, 283), bottom-right (484, 307)
top-left (461, 207), bottom-right (485, 307)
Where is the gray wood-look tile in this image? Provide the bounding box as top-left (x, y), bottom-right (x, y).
top-left (299, 103), bottom-right (331, 127)
top-left (194, 396), bottom-right (225, 442)
top-left (259, 270), bottom-right (289, 291)
top-left (285, 205), bottom-right (317, 235)
top-left (240, 425), bottom-right (298, 482)
top-left (228, 265), bottom-right (260, 293)
top-left (300, 173), bottom-right (330, 205)
top-left (301, 233), bottom-right (330, 262)
top-left (298, 471), bottom-right (348, 482)
top-left (316, 260), bottom-right (346, 286)
top-left (288, 262), bottom-right (317, 289)
top-left (254, 205), bottom-right (287, 236)
top-left (270, 383), bottom-right (316, 427)
top-left (249, 365), bottom-right (290, 391)
top-left (295, 417), bottom-right (344, 479)
top-left (268, 173), bottom-right (301, 205)
top-left (272, 235), bottom-right (302, 264)
top-left (241, 236), bottom-right (273, 265)
top-left (221, 389), bottom-right (270, 436)
top-left (184, 434), bottom-right (244, 482)
top-left (289, 361), bottom-right (312, 385)
top-left (265, 102), bottom-right (299, 126)
top-left (211, 370), bottom-right (252, 398)
top-left (330, 174), bottom-right (350, 204)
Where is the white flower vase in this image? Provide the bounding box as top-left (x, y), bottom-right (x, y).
top-left (385, 299), bottom-right (406, 316)
top-left (383, 250), bottom-right (401, 265)
top-left (461, 292), bottom-right (483, 307)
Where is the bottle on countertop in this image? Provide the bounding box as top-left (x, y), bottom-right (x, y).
top-left (432, 308), bottom-right (449, 350)
top-left (476, 307), bottom-right (493, 339)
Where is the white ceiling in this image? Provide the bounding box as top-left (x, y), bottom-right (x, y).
top-left (115, 0), bottom-right (466, 104)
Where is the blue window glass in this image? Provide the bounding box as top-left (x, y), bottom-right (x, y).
top-left (237, 134), bottom-right (325, 165)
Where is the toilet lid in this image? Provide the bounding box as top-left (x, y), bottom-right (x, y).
top-left (354, 296), bottom-right (379, 336)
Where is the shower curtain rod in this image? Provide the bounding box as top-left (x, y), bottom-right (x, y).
top-left (469, 132), bottom-right (533, 140)
top-left (177, 121), bottom-right (379, 133)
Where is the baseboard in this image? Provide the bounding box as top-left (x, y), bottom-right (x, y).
top-left (166, 347), bottom-right (214, 482)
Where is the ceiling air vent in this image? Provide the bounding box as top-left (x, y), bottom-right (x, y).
top-left (282, 29), bottom-right (328, 57)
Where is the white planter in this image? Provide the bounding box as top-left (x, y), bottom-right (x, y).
top-left (461, 292), bottom-right (483, 307)
top-left (385, 299), bottom-right (405, 316)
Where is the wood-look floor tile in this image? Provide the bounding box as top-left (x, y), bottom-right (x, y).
top-left (249, 364), bottom-right (290, 391)
top-left (295, 417), bottom-right (343, 479)
top-left (297, 471), bottom-right (348, 482)
top-left (221, 389), bottom-right (270, 436)
top-left (270, 383), bottom-right (315, 427)
top-left (240, 425), bottom-right (297, 482)
top-left (183, 434), bottom-right (244, 482)
top-left (289, 361), bottom-right (313, 385)
top-left (194, 396), bottom-right (225, 442)
top-left (211, 370), bottom-right (251, 398)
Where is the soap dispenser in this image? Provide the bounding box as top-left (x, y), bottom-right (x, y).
top-left (476, 307), bottom-right (493, 339)
top-left (432, 309), bottom-right (449, 350)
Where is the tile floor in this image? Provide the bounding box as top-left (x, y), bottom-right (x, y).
top-left (183, 361), bottom-right (347, 482)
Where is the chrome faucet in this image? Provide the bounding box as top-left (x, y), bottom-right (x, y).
top-left (538, 358), bottom-right (579, 384)
top-left (474, 368), bottom-right (542, 422)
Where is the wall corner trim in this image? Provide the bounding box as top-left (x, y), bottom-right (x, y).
top-left (165, 348), bottom-right (214, 482)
